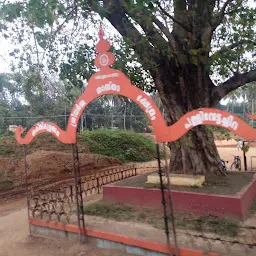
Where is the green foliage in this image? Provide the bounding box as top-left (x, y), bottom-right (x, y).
top-left (212, 4), bottom-right (256, 82)
top-left (0, 71), bottom-right (71, 131)
top-left (207, 126), bottom-right (232, 140)
top-left (0, 179), bottom-right (13, 191)
top-left (0, 3), bottom-right (24, 22)
top-left (59, 38), bottom-right (154, 92)
top-left (242, 144), bottom-right (249, 153)
top-left (0, 69), bottom-right (153, 134)
top-left (0, 148), bottom-right (15, 156)
top-left (82, 95), bottom-right (149, 131)
top-left (79, 129), bottom-right (156, 162)
top-left (60, 44), bottom-right (96, 89)
top-left (132, 120), bottom-right (146, 133)
top-left (112, 40), bottom-right (154, 92)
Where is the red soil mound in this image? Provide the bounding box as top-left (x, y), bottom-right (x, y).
top-left (0, 150), bottom-right (121, 195)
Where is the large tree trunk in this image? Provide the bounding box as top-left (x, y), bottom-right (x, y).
top-left (168, 127), bottom-right (223, 176)
top-left (155, 64), bottom-right (225, 177)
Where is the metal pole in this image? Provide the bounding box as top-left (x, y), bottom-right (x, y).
top-left (156, 144), bottom-right (173, 256)
top-left (80, 114), bottom-right (84, 133)
top-left (65, 102), bottom-right (67, 130)
top-left (23, 145), bottom-right (31, 236)
top-left (84, 113), bottom-right (87, 130)
top-left (71, 144), bottom-right (82, 243)
top-left (163, 142), bottom-right (179, 256)
top-left (123, 102), bottom-right (127, 130)
top-left (252, 99), bottom-right (254, 128)
top-left (243, 141), bottom-right (247, 171)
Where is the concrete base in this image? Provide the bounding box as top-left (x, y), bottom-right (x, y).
top-left (147, 173), bottom-right (205, 187)
top-left (30, 219), bottom-right (219, 256)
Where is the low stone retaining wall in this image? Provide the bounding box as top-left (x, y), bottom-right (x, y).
top-left (103, 173), bottom-right (256, 220)
top-left (30, 219), bottom-right (219, 256)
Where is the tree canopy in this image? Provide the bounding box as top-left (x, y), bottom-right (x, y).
top-left (1, 1), bottom-right (255, 99)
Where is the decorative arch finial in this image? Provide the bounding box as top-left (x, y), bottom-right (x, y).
top-left (94, 27), bottom-right (115, 69)
top-left (99, 25), bottom-right (104, 39)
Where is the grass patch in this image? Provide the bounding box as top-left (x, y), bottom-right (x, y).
top-left (84, 201), bottom-right (240, 237)
top-left (0, 135), bottom-right (17, 156)
top-left (0, 179), bottom-right (13, 190)
top-left (183, 215), bottom-right (240, 237)
top-left (137, 213), bottom-right (146, 220)
top-left (84, 201), bottom-right (134, 221)
top-left (0, 148), bottom-right (15, 156)
top-left (0, 172), bottom-right (13, 191)
top-left (79, 129), bottom-right (157, 162)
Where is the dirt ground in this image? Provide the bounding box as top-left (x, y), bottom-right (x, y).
top-left (1, 195), bottom-right (256, 256)
top-left (0, 198), bottom-right (132, 256)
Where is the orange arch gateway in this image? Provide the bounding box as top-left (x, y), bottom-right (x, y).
top-left (15, 29), bottom-right (256, 145)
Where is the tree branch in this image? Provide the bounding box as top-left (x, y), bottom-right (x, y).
top-left (40, 5), bottom-right (78, 63)
top-left (152, 17), bottom-right (188, 67)
top-left (127, 9), bottom-right (169, 51)
top-left (156, 1), bottom-right (192, 32)
top-left (151, 17), bottom-right (176, 52)
top-left (211, 69), bottom-right (256, 106)
top-left (102, 0), bottom-right (160, 73)
top-left (212, 0), bottom-right (240, 29)
top-left (121, 3), bottom-right (180, 63)
top-left (210, 40), bottom-right (256, 60)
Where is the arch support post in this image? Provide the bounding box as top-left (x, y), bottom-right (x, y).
top-left (163, 143), bottom-right (179, 256)
top-left (23, 145), bottom-right (31, 236)
top-left (156, 143), bottom-right (173, 256)
top-left (71, 144), bottom-right (86, 243)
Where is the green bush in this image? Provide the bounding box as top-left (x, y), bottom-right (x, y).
top-left (78, 129), bottom-right (157, 162)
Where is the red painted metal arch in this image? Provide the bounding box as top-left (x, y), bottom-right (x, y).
top-left (15, 67), bottom-right (256, 145)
